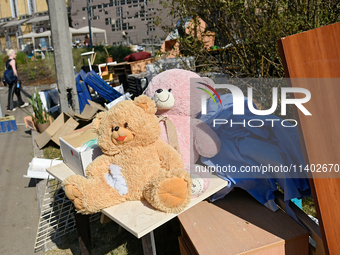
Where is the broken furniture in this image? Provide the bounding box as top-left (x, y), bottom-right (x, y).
top-left (81, 51), bottom-right (95, 71)
top-left (178, 188), bottom-right (309, 255)
top-left (111, 58), bottom-right (154, 87)
top-left (278, 21), bottom-right (340, 255)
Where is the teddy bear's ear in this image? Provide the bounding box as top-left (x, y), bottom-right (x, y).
top-left (133, 95), bottom-right (157, 115)
top-left (92, 112), bottom-right (106, 133)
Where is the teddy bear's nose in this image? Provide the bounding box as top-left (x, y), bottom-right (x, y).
top-left (156, 89), bottom-right (163, 93)
top-left (114, 126), bottom-right (119, 131)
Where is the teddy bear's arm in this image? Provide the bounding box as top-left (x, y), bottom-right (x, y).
top-left (155, 139), bottom-right (184, 170)
top-left (85, 154), bottom-right (113, 177)
top-left (192, 119), bottom-right (221, 158)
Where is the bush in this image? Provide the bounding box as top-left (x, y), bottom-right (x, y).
top-left (72, 46), bottom-right (134, 72)
top-left (16, 52), bottom-right (27, 65)
top-left (72, 48), bottom-right (88, 72)
top-left (0, 53), bottom-right (6, 73)
top-left (29, 71), bottom-right (36, 80)
top-left (107, 45), bottom-right (133, 63)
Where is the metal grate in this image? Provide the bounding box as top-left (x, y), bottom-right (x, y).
top-left (34, 176), bottom-right (100, 252)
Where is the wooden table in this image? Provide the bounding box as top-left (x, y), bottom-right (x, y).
top-left (47, 163), bottom-right (229, 254)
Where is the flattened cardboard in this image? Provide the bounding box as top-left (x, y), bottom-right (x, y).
top-left (34, 112), bottom-right (79, 149)
top-left (59, 129), bottom-right (103, 176)
top-left (73, 104), bottom-right (98, 120)
top-left (68, 100), bottom-right (106, 121)
top-left (69, 123), bottom-right (92, 134)
top-left (88, 100), bottom-right (107, 112)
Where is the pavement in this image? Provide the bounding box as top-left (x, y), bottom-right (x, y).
top-left (0, 84), bottom-right (56, 255)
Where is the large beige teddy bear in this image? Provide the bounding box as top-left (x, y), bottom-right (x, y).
top-left (63, 95), bottom-right (192, 214)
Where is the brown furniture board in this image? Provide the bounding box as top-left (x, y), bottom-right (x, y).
top-left (277, 21), bottom-right (340, 255)
top-left (178, 189), bottom-right (309, 255)
top-left (112, 58), bottom-right (154, 86)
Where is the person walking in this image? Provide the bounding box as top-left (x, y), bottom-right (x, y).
top-left (5, 49), bottom-right (28, 112)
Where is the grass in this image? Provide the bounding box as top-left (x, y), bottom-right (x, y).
top-left (43, 145), bottom-right (63, 160)
top-left (302, 196), bottom-right (317, 218)
top-left (0, 45), bottom-right (133, 87)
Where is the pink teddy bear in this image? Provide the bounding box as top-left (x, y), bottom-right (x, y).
top-left (145, 69), bottom-right (221, 197)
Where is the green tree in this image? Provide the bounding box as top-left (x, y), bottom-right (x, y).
top-left (156, 0), bottom-right (339, 117)
top-left (156, 0), bottom-right (340, 78)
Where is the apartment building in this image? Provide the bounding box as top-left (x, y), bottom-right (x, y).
top-left (0, 0), bottom-right (68, 51)
top-left (70, 0), bottom-right (171, 46)
top-left (0, 0), bottom-right (172, 51)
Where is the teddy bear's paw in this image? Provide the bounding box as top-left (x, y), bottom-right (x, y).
top-left (144, 169), bottom-right (192, 213)
top-left (158, 177), bottom-right (188, 207)
top-left (64, 184), bottom-right (84, 211)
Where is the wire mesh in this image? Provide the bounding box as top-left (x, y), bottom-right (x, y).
top-left (33, 176), bottom-right (100, 252)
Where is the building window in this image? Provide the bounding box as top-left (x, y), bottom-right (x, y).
top-left (28, 0), bottom-right (36, 15)
top-left (147, 26), bottom-right (155, 32)
top-left (116, 7), bottom-right (123, 17)
top-left (105, 18), bottom-right (112, 25)
top-left (10, 0), bottom-right (18, 18)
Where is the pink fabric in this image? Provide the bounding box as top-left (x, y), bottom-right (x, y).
top-left (146, 69), bottom-right (222, 197)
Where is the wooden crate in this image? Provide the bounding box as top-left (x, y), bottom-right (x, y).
top-left (112, 58), bottom-right (154, 87)
top-left (178, 189), bottom-right (309, 255)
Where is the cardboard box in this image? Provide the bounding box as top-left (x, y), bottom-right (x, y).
top-left (59, 128), bottom-right (103, 176)
top-left (34, 112), bottom-right (79, 149)
top-left (68, 100), bottom-right (106, 121)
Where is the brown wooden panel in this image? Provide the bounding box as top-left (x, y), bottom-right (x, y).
top-left (277, 21), bottom-right (340, 255)
top-left (178, 189), bottom-right (308, 255)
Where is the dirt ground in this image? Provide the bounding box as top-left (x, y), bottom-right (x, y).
top-left (17, 61), bottom-right (56, 87)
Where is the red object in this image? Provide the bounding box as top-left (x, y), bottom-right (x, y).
top-left (124, 52), bottom-right (151, 62)
top-left (116, 136), bottom-right (126, 141)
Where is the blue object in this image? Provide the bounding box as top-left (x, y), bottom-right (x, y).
top-left (84, 71), bottom-right (122, 102)
top-left (0, 116), bottom-right (17, 133)
top-left (199, 94), bottom-right (311, 215)
top-left (79, 69), bottom-right (87, 81)
top-left (4, 60), bottom-right (17, 84)
top-left (291, 198), bottom-right (303, 209)
top-left (76, 73), bottom-right (92, 112)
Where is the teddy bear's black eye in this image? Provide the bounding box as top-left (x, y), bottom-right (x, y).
top-left (124, 123), bottom-right (128, 128)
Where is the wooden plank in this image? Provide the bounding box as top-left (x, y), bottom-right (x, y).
top-left (277, 21), bottom-right (340, 255)
top-left (178, 189), bottom-right (309, 255)
top-left (178, 236), bottom-right (194, 255)
top-left (274, 191), bottom-right (325, 255)
top-left (47, 162), bottom-right (75, 181)
top-left (46, 163), bottom-right (229, 238)
top-left (102, 174), bottom-right (229, 238)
